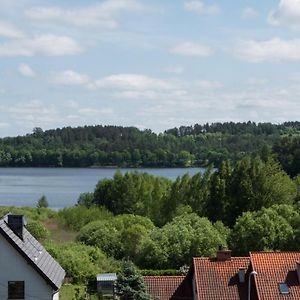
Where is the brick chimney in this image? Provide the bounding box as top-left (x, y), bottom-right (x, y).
top-left (238, 267), bottom-right (246, 283)
top-left (216, 249), bottom-right (232, 261)
top-left (7, 215), bottom-right (26, 239)
top-left (297, 261), bottom-right (300, 284)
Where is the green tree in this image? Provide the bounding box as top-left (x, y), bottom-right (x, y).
top-left (229, 207), bottom-right (294, 255)
top-left (226, 156), bottom-right (296, 225)
top-left (116, 261), bottom-right (150, 300)
top-left (37, 195), bottom-right (49, 208)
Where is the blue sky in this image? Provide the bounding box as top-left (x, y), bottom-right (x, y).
top-left (1, 0), bottom-right (300, 136)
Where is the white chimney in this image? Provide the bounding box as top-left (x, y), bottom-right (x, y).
top-left (238, 267), bottom-right (246, 283)
top-left (297, 261), bottom-right (300, 283)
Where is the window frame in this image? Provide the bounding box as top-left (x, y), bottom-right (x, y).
top-left (8, 281), bottom-right (25, 299)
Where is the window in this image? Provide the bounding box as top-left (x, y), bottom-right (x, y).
top-left (279, 283), bottom-right (289, 295)
top-left (8, 281), bottom-right (24, 299)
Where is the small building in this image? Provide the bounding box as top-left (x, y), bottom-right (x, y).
top-left (97, 273), bottom-right (117, 299)
top-left (0, 214), bottom-right (65, 300)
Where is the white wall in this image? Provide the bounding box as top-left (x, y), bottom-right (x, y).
top-left (0, 234), bottom-right (57, 300)
top-left (53, 291), bottom-right (60, 300)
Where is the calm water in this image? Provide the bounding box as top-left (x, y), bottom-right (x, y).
top-left (0, 168), bottom-right (205, 209)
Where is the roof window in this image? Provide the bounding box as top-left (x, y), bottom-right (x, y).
top-left (279, 283), bottom-right (289, 295)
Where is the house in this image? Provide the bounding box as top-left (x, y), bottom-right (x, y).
top-left (250, 252), bottom-right (300, 299)
top-left (0, 214), bottom-right (65, 300)
top-left (144, 249), bottom-right (300, 300)
top-left (192, 250), bottom-right (256, 299)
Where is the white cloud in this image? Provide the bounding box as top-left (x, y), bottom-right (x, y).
top-left (170, 42), bottom-right (213, 57)
top-left (50, 70), bottom-right (90, 86)
top-left (18, 63), bottom-right (35, 77)
top-left (0, 100), bottom-right (60, 128)
top-left (51, 71), bottom-right (175, 91)
top-left (0, 34), bottom-right (82, 57)
top-left (237, 38), bottom-right (300, 63)
top-left (269, 0), bottom-right (300, 29)
top-left (0, 21), bottom-right (24, 38)
top-left (95, 74), bottom-right (174, 90)
top-left (78, 107), bottom-right (113, 116)
top-left (184, 0), bottom-right (221, 15)
top-left (25, 0), bottom-right (143, 28)
top-left (242, 7), bottom-right (259, 19)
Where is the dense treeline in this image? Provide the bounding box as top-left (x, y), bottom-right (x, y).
top-left (56, 154), bottom-right (300, 270)
top-left (1, 121), bottom-right (300, 170)
top-left (85, 156), bottom-right (296, 226)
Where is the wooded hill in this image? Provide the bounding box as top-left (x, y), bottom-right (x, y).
top-left (1, 121), bottom-right (300, 174)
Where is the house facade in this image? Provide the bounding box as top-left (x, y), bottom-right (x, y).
top-left (144, 249), bottom-right (300, 300)
top-left (0, 214), bottom-right (65, 300)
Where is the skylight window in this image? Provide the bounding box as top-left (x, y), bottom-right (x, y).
top-left (279, 283), bottom-right (289, 295)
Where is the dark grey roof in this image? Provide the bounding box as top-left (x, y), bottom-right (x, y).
top-left (0, 214), bottom-right (65, 290)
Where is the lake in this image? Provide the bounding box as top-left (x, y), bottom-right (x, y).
top-left (0, 167), bottom-right (205, 209)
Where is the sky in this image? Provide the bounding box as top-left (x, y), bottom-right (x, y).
top-left (1, 0), bottom-right (300, 136)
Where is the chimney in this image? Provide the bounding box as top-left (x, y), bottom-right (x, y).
top-left (216, 248), bottom-right (232, 261)
top-left (238, 267), bottom-right (246, 283)
top-left (7, 215), bottom-right (26, 239)
top-left (297, 261), bottom-right (300, 283)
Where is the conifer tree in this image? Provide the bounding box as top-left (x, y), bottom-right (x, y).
top-left (116, 261), bottom-right (150, 300)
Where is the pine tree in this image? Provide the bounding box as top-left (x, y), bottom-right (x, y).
top-left (116, 261), bottom-right (150, 300)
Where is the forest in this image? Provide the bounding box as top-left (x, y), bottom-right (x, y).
top-left (1, 121), bottom-right (300, 173)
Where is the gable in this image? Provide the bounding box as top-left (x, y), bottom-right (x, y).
top-left (0, 215), bottom-right (65, 290)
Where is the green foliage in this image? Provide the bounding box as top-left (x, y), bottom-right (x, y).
top-left (26, 221), bottom-right (50, 240)
top-left (140, 269), bottom-right (180, 276)
top-left (229, 205), bottom-right (298, 255)
top-left (137, 213), bottom-right (226, 269)
top-left (116, 261), bottom-right (150, 300)
top-left (0, 206), bottom-right (57, 221)
top-left (77, 214), bottom-right (155, 260)
top-left (58, 206), bottom-right (113, 231)
top-left (1, 122), bottom-right (299, 168)
top-left (93, 171), bottom-right (171, 224)
top-left (46, 242), bottom-right (119, 284)
top-left (77, 192), bottom-right (94, 208)
top-left (90, 156), bottom-right (296, 227)
top-left (37, 195), bottom-right (49, 208)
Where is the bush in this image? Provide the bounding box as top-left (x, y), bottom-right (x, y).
top-left (58, 206), bottom-right (113, 231)
top-left (26, 221), bottom-right (50, 240)
top-left (46, 242), bottom-right (119, 284)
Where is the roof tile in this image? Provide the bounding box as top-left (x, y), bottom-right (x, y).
top-left (193, 257), bottom-right (256, 300)
top-left (250, 252), bottom-right (300, 300)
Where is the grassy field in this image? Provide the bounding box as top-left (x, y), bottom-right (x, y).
top-left (60, 284), bottom-right (98, 300)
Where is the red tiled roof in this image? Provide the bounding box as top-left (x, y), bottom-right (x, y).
top-left (144, 276), bottom-right (191, 300)
top-left (193, 257), bottom-right (255, 300)
top-left (250, 252), bottom-right (300, 300)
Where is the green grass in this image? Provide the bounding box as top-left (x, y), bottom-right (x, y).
top-left (60, 284), bottom-right (98, 300)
